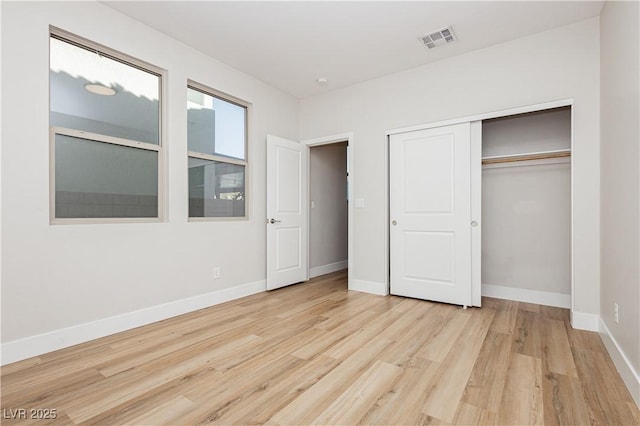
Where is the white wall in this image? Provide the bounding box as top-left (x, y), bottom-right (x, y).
top-left (482, 162), bottom-right (571, 294)
top-left (482, 108), bottom-right (571, 157)
top-left (299, 19), bottom-right (601, 319)
top-left (1, 2), bottom-right (298, 349)
top-left (599, 0), bottom-right (640, 401)
top-left (482, 109), bottom-right (572, 297)
top-left (309, 143), bottom-right (348, 271)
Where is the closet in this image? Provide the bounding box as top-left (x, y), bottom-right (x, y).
top-left (481, 106), bottom-right (572, 307)
top-left (388, 105), bottom-right (571, 308)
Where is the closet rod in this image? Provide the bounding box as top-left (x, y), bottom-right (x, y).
top-left (482, 149), bottom-right (571, 165)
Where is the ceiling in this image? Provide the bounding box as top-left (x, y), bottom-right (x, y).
top-left (103, 1), bottom-right (604, 99)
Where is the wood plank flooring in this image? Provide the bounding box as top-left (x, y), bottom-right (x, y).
top-left (1, 270), bottom-right (638, 425)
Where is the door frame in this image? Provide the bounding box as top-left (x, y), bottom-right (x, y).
top-left (385, 98), bottom-right (574, 313)
top-left (302, 132), bottom-right (354, 290)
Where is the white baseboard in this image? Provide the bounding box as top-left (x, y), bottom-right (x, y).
top-left (350, 279), bottom-right (388, 296)
top-left (1, 279), bottom-right (266, 366)
top-left (570, 311), bottom-right (601, 332)
top-left (481, 284), bottom-right (570, 308)
top-left (600, 319), bottom-right (640, 407)
top-left (310, 260), bottom-right (348, 278)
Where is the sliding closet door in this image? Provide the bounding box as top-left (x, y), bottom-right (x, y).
top-left (389, 122), bottom-right (479, 307)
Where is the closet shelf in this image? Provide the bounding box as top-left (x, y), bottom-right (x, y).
top-left (481, 149), bottom-right (571, 165)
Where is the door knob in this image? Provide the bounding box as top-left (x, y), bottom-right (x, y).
top-left (471, 221), bottom-right (478, 227)
top-left (392, 220), bottom-right (397, 226)
top-left (268, 218), bottom-right (282, 224)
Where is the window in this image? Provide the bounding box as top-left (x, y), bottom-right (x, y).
top-left (49, 30), bottom-right (163, 222)
top-left (187, 82), bottom-right (248, 218)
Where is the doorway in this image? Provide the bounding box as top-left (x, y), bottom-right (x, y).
top-left (481, 106), bottom-right (572, 308)
top-left (309, 142), bottom-right (349, 278)
top-left (265, 133), bottom-right (353, 291)
top-left (304, 132), bottom-right (353, 288)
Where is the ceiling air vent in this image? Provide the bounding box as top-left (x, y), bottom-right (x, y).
top-left (419, 26), bottom-right (457, 50)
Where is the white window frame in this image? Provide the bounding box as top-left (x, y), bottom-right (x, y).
top-left (49, 28), bottom-right (166, 225)
top-left (187, 80), bottom-right (250, 221)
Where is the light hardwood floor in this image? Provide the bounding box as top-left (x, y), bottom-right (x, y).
top-left (1, 270), bottom-right (638, 425)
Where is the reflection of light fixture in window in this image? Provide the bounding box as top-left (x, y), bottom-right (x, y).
top-left (84, 83), bottom-right (116, 96)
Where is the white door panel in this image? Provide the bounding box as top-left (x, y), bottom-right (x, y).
top-left (267, 135), bottom-right (308, 290)
top-left (275, 146), bottom-right (302, 213)
top-left (403, 135), bottom-right (454, 213)
top-left (403, 231), bottom-right (454, 283)
top-left (390, 122), bottom-right (477, 306)
top-left (275, 227), bottom-right (302, 271)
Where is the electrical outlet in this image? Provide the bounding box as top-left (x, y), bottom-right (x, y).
top-left (614, 303), bottom-right (619, 323)
top-left (213, 266), bottom-right (221, 279)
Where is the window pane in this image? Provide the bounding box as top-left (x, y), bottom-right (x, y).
top-left (50, 37), bottom-right (160, 145)
top-left (189, 158), bottom-right (245, 217)
top-left (187, 87), bottom-right (246, 160)
top-left (55, 134), bottom-right (158, 218)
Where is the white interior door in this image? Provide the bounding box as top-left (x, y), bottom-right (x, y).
top-left (390, 122), bottom-right (478, 306)
top-left (266, 135), bottom-right (309, 290)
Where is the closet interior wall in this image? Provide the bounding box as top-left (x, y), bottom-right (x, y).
top-left (481, 107), bottom-right (572, 303)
